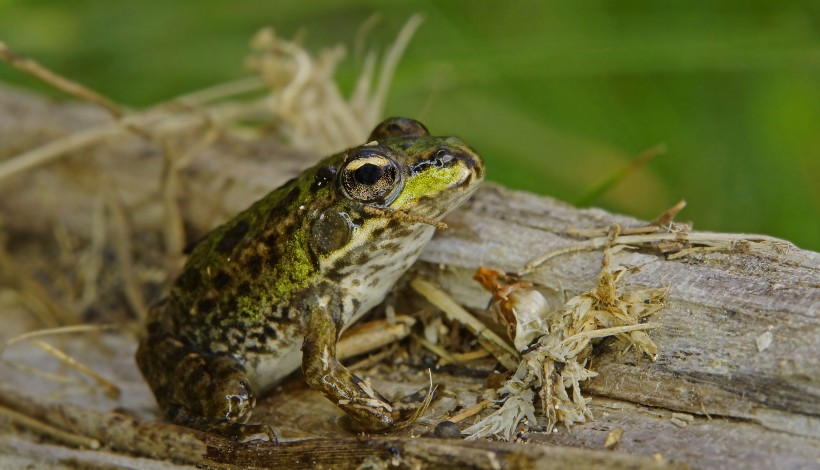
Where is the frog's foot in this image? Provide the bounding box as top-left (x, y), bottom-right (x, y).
top-left (302, 307), bottom-right (438, 431)
top-left (137, 334), bottom-right (275, 441)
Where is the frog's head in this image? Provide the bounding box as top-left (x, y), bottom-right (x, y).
top-left (338, 117), bottom-right (484, 221)
top-left (310, 117), bottom-right (484, 260)
top-left (304, 118), bottom-right (482, 309)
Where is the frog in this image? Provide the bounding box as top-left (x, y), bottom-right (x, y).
top-left (135, 117), bottom-right (484, 439)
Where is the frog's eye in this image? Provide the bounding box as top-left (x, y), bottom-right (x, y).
top-left (340, 154), bottom-right (401, 204)
top-left (368, 117), bottom-right (430, 141)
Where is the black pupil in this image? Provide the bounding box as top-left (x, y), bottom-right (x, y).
top-left (354, 163), bottom-right (384, 185)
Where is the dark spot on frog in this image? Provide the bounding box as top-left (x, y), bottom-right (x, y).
top-left (386, 219), bottom-right (402, 231)
top-left (368, 264), bottom-right (386, 274)
top-left (311, 166), bottom-right (336, 192)
top-left (216, 220), bottom-right (250, 255)
top-left (324, 270), bottom-right (344, 283)
top-left (196, 297), bottom-right (217, 315)
top-left (393, 227), bottom-right (413, 238)
top-left (177, 267), bottom-right (202, 291)
top-left (146, 320), bottom-right (162, 336)
top-left (262, 232), bottom-right (278, 247)
top-left (264, 247), bottom-right (281, 270)
top-left (221, 297), bottom-right (238, 317)
top-left (284, 306), bottom-right (297, 321)
top-left (212, 270), bottom-right (231, 290)
top-left (245, 254), bottom-right (264, 277)
top-left (352, 252), bottom-right (371, 266)
top-left (236, 281), bottom-right (252, 297)
top-left (262, 324), bottom-right (278, 339)
top-left (244, 335), bottom-right (268, 353)
top-left (330, 252), bottom-right (356, 271)
top-left (370, 226), bottom-right (386, 239)
top-left (351, 278), bottom-right (361, 287)
top-left (381, 241), bottom-right (399, 253)
top-left (271, 188), bottom-right (301, 220)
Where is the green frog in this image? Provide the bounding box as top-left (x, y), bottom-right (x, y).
top-left (136, 117), bottom-right (484, 439)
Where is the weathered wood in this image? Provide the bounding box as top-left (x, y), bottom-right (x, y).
top-left (0, 384), bottom-right (681, 470)
top-left (422, 186), bottom-right (820, 429)
top-left (1, 84), bottom-right (818, 469)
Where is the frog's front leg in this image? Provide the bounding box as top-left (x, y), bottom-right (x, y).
top-left (136, 332), bottom-right (274, 441)
top-left (302, 306), bottom-right (415, 431)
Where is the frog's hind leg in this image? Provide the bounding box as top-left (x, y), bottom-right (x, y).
top-left (136, 334), bottom-right (274, 441)
top-left (302, 306), bottom-right (423, 431)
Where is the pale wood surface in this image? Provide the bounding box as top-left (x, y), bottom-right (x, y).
top-left (1, 84), bottom-right (818, 469)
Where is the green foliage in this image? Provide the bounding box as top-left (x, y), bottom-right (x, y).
top-left (1, 0), bottom-right (817, 249)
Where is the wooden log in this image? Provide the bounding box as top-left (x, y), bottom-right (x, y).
top-left (0, 83), bottom-right (818, 469)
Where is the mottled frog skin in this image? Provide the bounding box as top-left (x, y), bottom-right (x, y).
top-left (136, 118), bottom-right (484, 438)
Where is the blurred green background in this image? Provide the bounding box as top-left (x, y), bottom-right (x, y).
top-left (1, 0), bottom-right (818, 250)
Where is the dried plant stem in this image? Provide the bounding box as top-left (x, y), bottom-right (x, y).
top-left (80, 197), bottom-right (107, 308)
top-left (0, 123), bottom-right (118, 182)
top-left (559, 323), bottom-right (661, 347)
top-left (651, 199), bottom-right (687, 227)
top-left (0, 246), bottom-right (72, 326)
top-left (0, 403), bottom-right (100, 449)
top-left (411, 278), bottom-right (519, 370)
top-left (346, 346), bottom-right (396, 371)
top-left (448, 400), bottom-right (493, 424)
top-left (450, 349), bottom-right (491, 362)
top-left (30, 340), bottom-right (120, 399)
top-left (337, 316), bottom-right (415, 360)
top-left (4, 324), bottom-right (115, 346)
top-left (102, 187), bottom-right (149, 320)
top-left (0, 41), bottom-right (122, 118)
top-left (363, 206), bottom-right (447, 230)
top-left (412, 334), bottom-right (459, 363)
top-left (365, 14), bottom-right (424, 125)
top-left (2, 325), bottom-right (119, 393)
top-left (175, 76), bottom-right (265, 105)
top-left (521, 232), bottom-right (784, 275)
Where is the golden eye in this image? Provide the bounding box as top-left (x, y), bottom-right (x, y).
top-left (340, 154), bottom-right (401, 204)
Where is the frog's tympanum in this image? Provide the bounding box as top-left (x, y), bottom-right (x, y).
top-left (136, 118), bottom-right (484, 439)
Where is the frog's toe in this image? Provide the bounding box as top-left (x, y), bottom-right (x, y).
top-left (235, 423), bottom-right (280, 443)
top-left (217, 378), bottom-right (256, 423)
